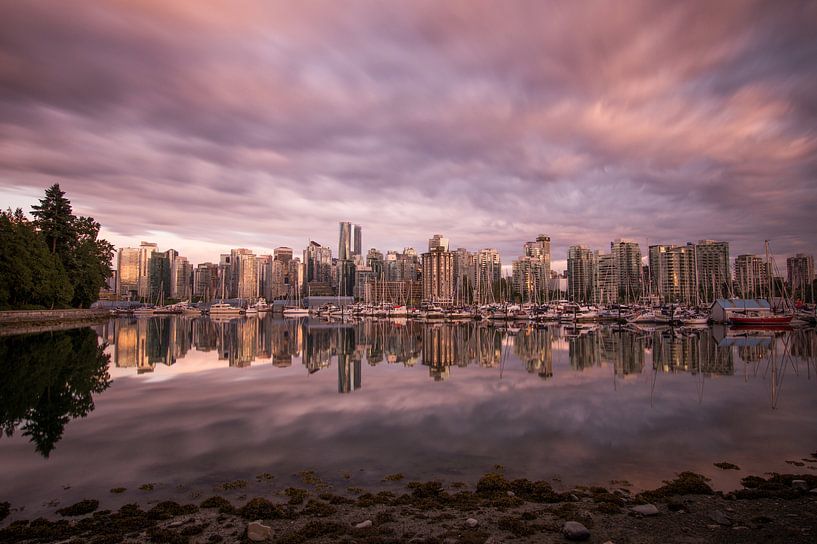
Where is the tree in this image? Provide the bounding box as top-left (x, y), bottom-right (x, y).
top-left (70, 216), bottom-right (114, 307)
top-left (28, 184), bottom-right (114, 308)
top-left (0, 209), bottom-right (73, 309)
top-left (30, 184), bottom-right (75, 257)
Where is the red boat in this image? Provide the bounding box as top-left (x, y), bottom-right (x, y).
top-left (729, 313), bottom-right (794, 326)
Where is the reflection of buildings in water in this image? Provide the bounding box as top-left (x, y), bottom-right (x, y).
top-left (193, 318), bottom-right (218, 352)
top-left (597, 328), bottom-right (644, 377)
top-left (422, 325), bottom-right (456, 380)
top-left (569, 330), bottom-right (601, 371)
top-left (214, 318), bottom-right (257, 368)
top-left (256, 317), bottom-right (272, 360)
top-left (514, 327), bottom-right (553, 379)
top-left (789, 330), bottom-right (816, 360)
top-left (270, 318), bottom-right (299, 367)
top-left (651, 330), bottom-right (733, 375)
top-left (302, 322), bottom-right (333, 373)
top-left (474, 326), bottom-right (502, 368)
top-left (336, 327), bottom-right (361, 393)
top-left (113, 318), bottom-right (157, 373)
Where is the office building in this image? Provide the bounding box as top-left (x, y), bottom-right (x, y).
top-left (567, 245), bottom-right (594, 302)
top-left (422, 242), bottom-right (454, 306)
top-left (695, 240), bottom-right (730, 303)
top-left (610, 239), bottom-right (641, 302)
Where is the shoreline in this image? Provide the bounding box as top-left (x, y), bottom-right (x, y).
top-left (0, 309), bottom-right (109, 336)
top-left (2, 470), bottom-right (815, 543)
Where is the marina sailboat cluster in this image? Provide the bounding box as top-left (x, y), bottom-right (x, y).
top-left (103, 223), bottom-right (816, 329)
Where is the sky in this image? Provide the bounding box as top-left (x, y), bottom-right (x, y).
top-left (1, 0), bottom-right (816, 272)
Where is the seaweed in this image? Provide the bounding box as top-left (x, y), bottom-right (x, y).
top-left (57, 499), bottom-right (99, 517)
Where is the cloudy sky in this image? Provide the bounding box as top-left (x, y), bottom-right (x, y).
top-left (1, 0), bottom-right (815, 271)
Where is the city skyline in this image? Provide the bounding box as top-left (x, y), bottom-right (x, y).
top-left (1, 1), bottom-right (816, 270)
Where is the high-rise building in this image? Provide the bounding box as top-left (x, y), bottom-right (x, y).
top-left (366, 248), bottom-right (384, 279)
top-left (476, 248), bottom-right (502, 294)
top-left (567, 245), bottom-right (594, 302)
top-left (514, 234), bottom-right (551, 303)
top-left (256, 255), bottom-right (272, 300)
top-left (230, 248), bottom-right (258, 300)
top-left (353, 224), bottom-right (362, 257)
top-left (338, 222), bottom-right (353, 261)
top-left (610, 239), bottom-right (641, 303)
top-left (428, 234), bottom-right (449, 252)
top-left (787, 253), bottom-right (814, 296)
top-left (734, 254), bottom-right (770, 298)
top-left (148, 250), bottom-right (171, 303)
top-left (337, 259), bottom-right (356, 297)
top-left (422, 244), bottom-right (454, 306)
top-left (649, 244), bottom-right (697, 303)
top-left (594, 252), bottom-right (618, 303)
top-left (524, 234), bottom-right (551, 270)
top-left (274, 247), bottom-right (293, 262)
top-left (116, 241), bottom-right (157, 299)
top-left (453, 248), bottom-right (476, 301)
top-left (116, 247), bottom-right (142, 299)
top-left (695, 240), bottom-right (730, 303)
top-left (137, 242), bottom-right (158, 299)
top-left (172, 256), bottom-right (192, 300)
top-left (304, 241), bottom-right (332, 284)
top-left (193, 263), bottom-right (219, 300)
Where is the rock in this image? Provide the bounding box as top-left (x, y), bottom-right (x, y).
top-left (563, 521), bottom-right (590, 541)
top-left (603, 541), bottom-right (615, 544)
top-left (247, 521), bottom-right (272, 542)
top-left (709, 510), bottom-right (732, 526)
top-left (810, 488), bottom-right (817, 495)
top-left (506, 491), bottom-right (515, 497)
top-left (792, 480), bottom-right (807, 490)
top-left (732, 526), bottom-right (749, 530)
top-left (465, 517), bottom-right (479, 528)
top-left (168, 520), bottom-right (184, 527)
top-left (355, 520), bottom-right (373, 529)
top-left (443, 538), bottom-right (458, 544)
top-left (631, 504), bottom-right (659, 516)
top-left (569, 494), bottom-right (580, 502)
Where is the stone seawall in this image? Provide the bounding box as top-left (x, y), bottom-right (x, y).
top-left (0, 308), bottom-right (110, 325)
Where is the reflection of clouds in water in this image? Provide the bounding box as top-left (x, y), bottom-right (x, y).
top-left (0, 318), bottom-right (815, 518)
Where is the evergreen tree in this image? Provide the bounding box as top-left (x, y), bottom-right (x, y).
top-left (31, 184), bottom-right (75, 258)
top-left (26, 184), bottom-right (114, 308)
top-left (0, 209), bottom-right (73, 309)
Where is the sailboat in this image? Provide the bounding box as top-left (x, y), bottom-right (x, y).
top-left (209, 272), bottom-right (244, 315)
top-left (730, 241), bottom-right (793, 327)
top-left (283, 280), bottom-right (309, 316)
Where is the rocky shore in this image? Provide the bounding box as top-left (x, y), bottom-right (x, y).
top-left (1, 470), bottom-right (816, 544)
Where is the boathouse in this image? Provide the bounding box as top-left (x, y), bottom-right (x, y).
top-left (710, 298), bottom-right (771, 324)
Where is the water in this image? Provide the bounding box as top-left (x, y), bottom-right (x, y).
top-left (1, 316), bottom-right (816, 518)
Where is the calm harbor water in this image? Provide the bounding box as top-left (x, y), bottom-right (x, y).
top-left (1, 315), bottom-right (816, 519)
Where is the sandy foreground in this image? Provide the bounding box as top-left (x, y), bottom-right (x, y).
top-left (1, 470), bottom-right (816, 544)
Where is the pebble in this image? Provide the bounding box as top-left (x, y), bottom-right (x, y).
top-left (631, 504), bottom-right (659, 516)
top-left (168, 520), bottom-right (184, 528)
top-left (465, 517), bottom-right (479, 528)
top-left (506, 491), bottom-right (515, 497)
top-left (709, 510), bottom-right (732, 526)
top-left (792, 480), bottom-right (807, 490)
top-left (247, 521), bottom-right (272, 542)
top-left (355, 520), bottom-right (373, 529)
top-left (563, 521), bottom-right (590, 541)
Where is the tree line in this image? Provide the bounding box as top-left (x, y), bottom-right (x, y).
top-left (0, 184), bottom-right (114, 309)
